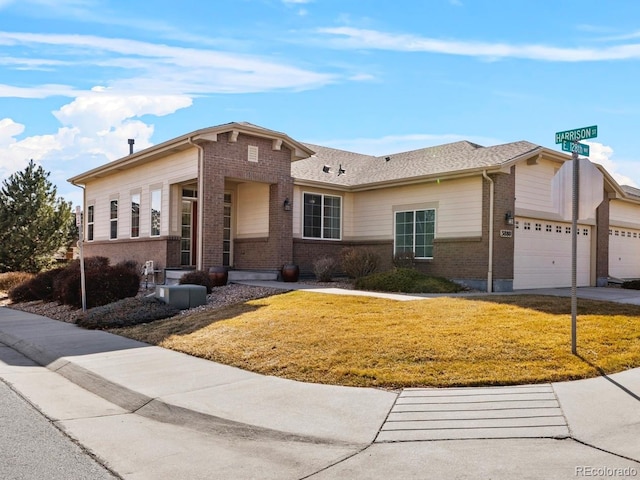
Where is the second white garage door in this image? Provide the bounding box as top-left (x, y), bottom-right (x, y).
top-left (609, 227), bottom-right (640, 279)
top-left (513, 218), bottom-right (591, 289)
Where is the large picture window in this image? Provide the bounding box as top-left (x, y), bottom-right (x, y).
top-left (395, 209), bottom-right (436, 258)
top-left (150, 189), bottom-right (161, 237)
top-left (109, 200), bottom-right (118, 239)
top-left (303, 193), bottom-right (341, 240)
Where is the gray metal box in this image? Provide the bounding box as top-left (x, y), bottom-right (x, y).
top-left (155, 284), bottom-right (207, 309)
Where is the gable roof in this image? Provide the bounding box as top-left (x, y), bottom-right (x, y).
top-left (67, 120), bottom-right (638, 203)
top-left (292, 140), bottom-right (543, 189)
top-left (69, 122), bottom-right (314, 185)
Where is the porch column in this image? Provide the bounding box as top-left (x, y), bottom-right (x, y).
top-left (269, 179), bottom-right (294, 267)
top-left (200, 164), bottom-right (225, 270)
top-left (595, 192), bottom-right (610, 286)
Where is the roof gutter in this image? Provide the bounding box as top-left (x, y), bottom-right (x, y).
top-left (482, 170), bottom-right (494, 293)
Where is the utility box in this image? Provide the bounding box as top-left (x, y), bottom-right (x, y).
top-left (155, 284), bottom-right (207, 309)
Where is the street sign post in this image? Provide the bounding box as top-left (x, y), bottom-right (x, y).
top-left (555, 125), bottom-right (598, 356)
top-left (562, 140), bottom-right (589, 156)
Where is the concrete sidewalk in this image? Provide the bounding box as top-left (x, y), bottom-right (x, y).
top-left (1, 285), bottom-right (640, 478)
top-left (0, 307), bottom-right (394, 446)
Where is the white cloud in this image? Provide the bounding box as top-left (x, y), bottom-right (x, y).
top-left (0, 117), bottom-right (24, 143)
top-left (53, 88), bottom-right (192, 133)
top-left (0, 29), bottom-right (337, 206)
top-left (0, 89), bottom-right (194, 206)
top-left (586, 142), bottom-right (638, 187)
top-left (317, 27), bottom-right (640, 62)
top-left (0, 31), bottom-right (336, 96)
top-left (0, 83), bottom-right (82, 98)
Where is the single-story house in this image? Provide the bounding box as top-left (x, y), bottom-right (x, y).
top-left (68, 121), bottom-right (640, 291)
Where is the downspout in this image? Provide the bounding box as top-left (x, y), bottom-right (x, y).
top-left (482, 170), bottom-right (494, 293)
top-left (188, 137), bottom-right (205, 271)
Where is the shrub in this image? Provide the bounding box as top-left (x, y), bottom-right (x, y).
top-left (6, 257), bottom-right (141, 307)
top-left (313, 257), bottom-right (338, 282)
top-left (116, 259), bottom-right (140, 274)
top-left (393, 251), bottom-right (415, 269)
top-left (0, 272), bottom-right (34, 291)
top-left (86, 263), bottom-right (141, 308)
top-left (355, 268), bottom-right (464, 294)
top-left (83, 256), bottom-right (110, 270)
top-left (622, 280), bottom-right (640, 290)
top-left (341, 247), bottom-right (380, 279)
top-left (179, 270), bottom-right (213, 294)
top-left (8, 281), bottom-right (36, 303)
top-left (28, 267), bottom-right (67, 301)
top-left (7, 267), bottom-right (67, 303)
top-left (77, 296), bottom-right (179, 329)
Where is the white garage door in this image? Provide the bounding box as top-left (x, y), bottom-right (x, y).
top-left (609, 227), bottom-right (640, 279)
top-left (513, 218), bottom-right (591, 289)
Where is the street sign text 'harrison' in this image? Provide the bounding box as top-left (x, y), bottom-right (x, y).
top-left (555, 125), bottom-right (598, 144)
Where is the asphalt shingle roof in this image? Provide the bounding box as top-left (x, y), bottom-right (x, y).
top-left (292, 140), bottom-right (541, 187)
top-left (622, 185), bottom-right (640, 199)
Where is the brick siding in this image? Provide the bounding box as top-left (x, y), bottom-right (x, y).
top-left (596, 193), bottom-right (610, 285)
top-left (293, 239), bottom-right (393, 277)
top-left (82, 236), bottom-right (180, 282)
top-left (418, 170), bottom-right (515, 290)
top-left (199, 132), bottom-right (293, 270)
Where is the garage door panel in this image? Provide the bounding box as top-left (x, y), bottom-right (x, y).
top-left (514, 218), bottom-right (591, 289)
top-left (609, 228), bottom-right (640, 279)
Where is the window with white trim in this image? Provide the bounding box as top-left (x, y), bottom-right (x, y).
top-left (303, 193), bottom-right (341, 240)
top-left (395, 209), bottom-right (436, 259)
top-left (151, 189), bottom-right (161, 237)
top-left (109, 200), bottom-right (118, 239)
top-left (131, 193), bottom-right (140, 238)
top-left (87, 205), bottom-right (94, 241)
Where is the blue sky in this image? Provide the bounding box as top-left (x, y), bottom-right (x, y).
top-left (1, 0), bottom-right (639, 207)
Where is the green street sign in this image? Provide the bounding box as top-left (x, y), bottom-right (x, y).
top-left (555, 125), bottom-right (597, 144)
top-left (562, 140), bottom-right (590, 156)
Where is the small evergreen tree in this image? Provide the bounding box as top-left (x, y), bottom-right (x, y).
top-left (0, 160), bottom-right (73, 273)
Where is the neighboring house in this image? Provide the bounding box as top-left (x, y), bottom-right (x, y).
top-left (68, 121), bottom-right (640, 291)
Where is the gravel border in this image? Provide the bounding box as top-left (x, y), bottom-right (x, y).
top-left (2, 279), bottom-right (356, 324)
top-left (3, 284), bottom-right (285, 324)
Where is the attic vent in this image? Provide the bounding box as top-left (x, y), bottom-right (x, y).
top-left (248, 145), bottom-right (258, 163)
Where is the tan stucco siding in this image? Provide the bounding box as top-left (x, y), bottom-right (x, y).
top-left (236, 182), bottom-right (270, 238)
top-left (82, 149), bottom-right (198, 241)
top-left (514, 159), bottom-right (560, 214)
top-left (293, 177), bottom-right (482, 240)
top-left (350, 178), bottom-right (483, 240)
top-left (609, 199), bottom-right (640, 229)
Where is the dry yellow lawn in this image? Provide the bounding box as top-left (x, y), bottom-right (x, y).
top-left (112, 292), bottom-right (640, 388)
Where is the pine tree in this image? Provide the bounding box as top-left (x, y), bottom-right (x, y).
top-left (0, 160), bottom-right (73, 273)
